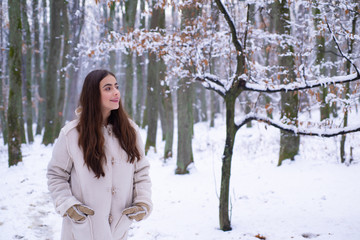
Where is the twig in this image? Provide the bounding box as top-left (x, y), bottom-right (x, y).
top-left (326, 19), bottom-right (360, 76)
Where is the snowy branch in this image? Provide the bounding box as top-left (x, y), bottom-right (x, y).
top-left (326, 19), bottom-right (360, 76)
top-left (236, 113), bottom-right (360, 137)
top-left (244, 73), bottom-right (360, 93)
top-left (214, 0), bottom-right (243, 53)
top-left (195, 74), bottom-right (226, 97)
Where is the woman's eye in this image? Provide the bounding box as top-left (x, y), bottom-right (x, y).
top-left (105, 87), bottom-right (111, 91)
top-left (115, 85), bottom-right (119, 89)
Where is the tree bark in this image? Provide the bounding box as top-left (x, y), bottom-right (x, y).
top-left (135, 54), bottom-right (145, 126)
top-left (108, 2), bottom-right (116, 75)
top-left (273, 0), bottom-right (300, 166)
top-left (219, 96), bottom-right (236, 231)
top-left (175, 3), bottom-right (198, 174)
top-left (36, 0), bottom-right (49, 135)
top-left (0, 0), bottom-right (8, 144)
top-left (21, 0), bottom-right (34, 143)
top-left (135, 0), bottom-right (146, 126)
top-left (7, 0), bottom-right (23, 166)
top-left (42, 0), bottom-right (63, 145)
top-left (162, 85), bottom-right (174, 160)
top-left (159, 59), bottom-right (174, 160)
top-left (145, 2), bottom-right (165, 153)
top-left (64, 0), bottom-right (85, 122)
top-left (123, 0), bottom-right (138, 118)
top-left (176, 77), bottom-right (194, 174)
top-left (54, 0), bottom-right (70, 136)
top-left (340, 6), bottom-right (357, 163)
top-left (144, 50), bottom-right (159, 153)
top-left (312, 2), bottom-right (330, 120)
top-left (32, 0), bottom-right (41, 136)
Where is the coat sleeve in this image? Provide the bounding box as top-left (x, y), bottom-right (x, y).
top-left (47, 129), bottom-right (82, 217)
top-left (132, 124), bottom-right (153, 215)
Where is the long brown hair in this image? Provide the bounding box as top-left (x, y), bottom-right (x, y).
top-left (76, 69), bottom-right (140, 178)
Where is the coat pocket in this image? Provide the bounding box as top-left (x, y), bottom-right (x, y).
top-left (69, 216), bottom-right (93, 240)
top-left (112, 214), bottom-right (133, 240)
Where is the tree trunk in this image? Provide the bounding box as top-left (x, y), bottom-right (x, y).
top-left (219, 96), bottom-right (237, 231)
top-left (329, 41), bottom-right (339, 118)
top-left (176, 77), bottom-right (194, 174)
top-left (144, 51), bottom-right (159, 153)
top-left (36, 0), bottom-right (49, 135)
top-left (175, 2), bottom-right (200, 174)
top-left (135, 0), bottom-right (146, 126)
top-left (245, 94), bottom-right (252, 128)
top-left (123, 0), bottom-right (138, 118)
top-left (135, 54), bottom-right (145, 126)
top-left (108, 2), bottom-right (116, 74)
top-left (64, 0), bottom-right (85, 122)
top-left (273, 0), bottom-right (300, 166)
top-left (163, 86), bottom-right (174, 160)
top-left (312, 2), bottom-right (330, 120)
top-left (0, 0), bottom-right (8, 144)
top-left (340, 82), bottom-right (349, 164)
top-left (158, 87), bottom-right (166, 141)
top-left (42, 0), bottom-right (63, 145)
top-left (159, 58), bottom-right (174, 160)
top-left (194, 83), bottom-right (208, 123)
top-left (7, 0), bottom-right (23, 166)
top-left (209, 3), bottom-right (220, 128)
top-left (340, 6), bottom-right (357, 163)
top-left (54, 0), bottom-right (70, 136)
top-left (21, 0), bottom-right (34, 143)
top-left (32, 0), bottom-right (41, 136)
top-left (124, 53), bottom-right (134, 116)
top-left (145, 2), bottom-right (165, 153)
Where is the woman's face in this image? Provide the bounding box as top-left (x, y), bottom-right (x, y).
top-left (99, 74), bottom-right (120, 117)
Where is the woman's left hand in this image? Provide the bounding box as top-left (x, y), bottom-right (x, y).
top-left (122, 203), bottom-right (149, 221)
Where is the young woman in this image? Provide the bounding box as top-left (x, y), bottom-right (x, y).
top-left (47, 69), bottom-right (152, 240)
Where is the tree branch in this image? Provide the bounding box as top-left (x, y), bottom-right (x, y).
top-left (214, 0), bottom-right (243, 53)
top-left (244, 73), bottom-right (360, 93)
top-left (326, 19), bottom-right (360, 76)
top-left (236, 114), bottom-right (360, 137)
top-left (195, 74), bottom-right (226, 97)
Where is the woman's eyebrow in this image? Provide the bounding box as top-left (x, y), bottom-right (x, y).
top-left (102, 83), bottom-right (114, 88)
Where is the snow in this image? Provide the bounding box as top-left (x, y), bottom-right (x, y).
top-left (1, 118), bottom-right (360, 240)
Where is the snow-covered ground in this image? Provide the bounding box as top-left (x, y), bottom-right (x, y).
top-left (0, 117), bottom-right (359, 240)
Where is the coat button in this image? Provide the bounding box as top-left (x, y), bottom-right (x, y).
top-left (109, 214), bottom-right (113, 224)
top-left (112, 187), bottom-right (116, 195)
top-left (111, 157), bottom-right (115, 165)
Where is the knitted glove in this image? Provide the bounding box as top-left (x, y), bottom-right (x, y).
top-left (66, 204), bottom-right (94, 222)
top-left (122, 203), bottom-right (149, 221)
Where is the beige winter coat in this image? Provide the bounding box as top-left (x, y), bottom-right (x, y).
top-left (47, 119), bottom-right (152, 240)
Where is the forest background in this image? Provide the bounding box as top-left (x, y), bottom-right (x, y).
top-left (1, 0), bottom-right (360, 234)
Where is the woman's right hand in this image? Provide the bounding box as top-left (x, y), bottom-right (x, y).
top-left (66, 204), bottom-right (94, 222)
